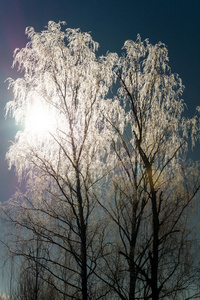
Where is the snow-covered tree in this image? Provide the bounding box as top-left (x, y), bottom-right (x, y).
top-left (2, 22), bottom-right (200, 300)
top-left (100, 35), bottom-right (200, 299)
top-left (4, 21), bottom-right (115, 300)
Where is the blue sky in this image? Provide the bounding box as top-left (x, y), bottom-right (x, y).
top-left (0, 0), bottom-right (199, 293)
top-left (0, 0), bottom-right (200, 200)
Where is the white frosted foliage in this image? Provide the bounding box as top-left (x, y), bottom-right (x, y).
top-left (4, 22), bottom-right (200, 300)
top-left (6, 21), bottom-right (115, 188)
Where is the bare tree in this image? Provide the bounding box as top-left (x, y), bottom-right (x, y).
top-left (10, 257), bottom-right (59, 300)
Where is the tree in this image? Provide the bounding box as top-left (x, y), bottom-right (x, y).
top-left (10, 259), bottom-right (59, 300)
top-left (2, 22), bottom-right (200, 300)
top-left (4, 219), bottom-right (60, 300)
top-left (100, 35), bottom-right (200, 299)
top-left (3, 21), bottom-right (114, 300)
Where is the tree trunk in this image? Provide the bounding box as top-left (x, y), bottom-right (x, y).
top-left (138, 141), bottom-right (160, 300)
top-left (129, 200), bottom-right (138, 300)
top-left (129, 260), bottom-right (136, 300)
top-left (77, 173), bottom-right (88, 300)
top-left (81, 224), bottom-right (87, 300)
top-left (148, 170), bottom-right (159, 300)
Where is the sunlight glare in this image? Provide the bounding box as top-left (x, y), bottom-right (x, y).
top-left (25, 102), bottom-right (57, 135)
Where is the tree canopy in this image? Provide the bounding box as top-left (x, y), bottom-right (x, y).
top-left (2, 21), bottom-right (200, 300)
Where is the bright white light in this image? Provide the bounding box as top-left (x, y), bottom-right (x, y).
top-left (25, 102), bottom-right (57, 135)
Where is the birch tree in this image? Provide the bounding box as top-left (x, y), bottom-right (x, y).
top-left (4, 21), bottom-right (114, 300)
top-left (2, 21), bottom-right (200, 300)
top-left (101, 35), bottom-right (200, 299)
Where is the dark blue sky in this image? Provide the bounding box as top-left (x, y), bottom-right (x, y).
top-left (0, 0), bottom-right (200, 204)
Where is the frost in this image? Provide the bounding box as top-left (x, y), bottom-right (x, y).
top-left (4, 22), bottom-right (200, 299)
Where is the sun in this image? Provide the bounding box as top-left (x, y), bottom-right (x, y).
top-left (25, 102), bottom-right (57, 135)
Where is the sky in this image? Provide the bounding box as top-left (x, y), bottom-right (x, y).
top-left (0, 0), bottom-right (199, 291)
